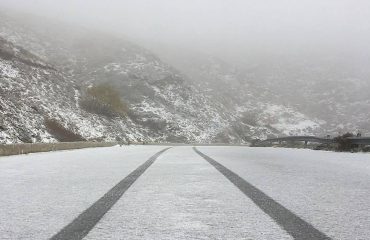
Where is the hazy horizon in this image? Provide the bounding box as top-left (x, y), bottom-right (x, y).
top-left (1, 0), bottom-right (370, 63)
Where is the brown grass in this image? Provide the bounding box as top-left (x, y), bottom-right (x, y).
top-left (44, 119), bottom-right (85, 142)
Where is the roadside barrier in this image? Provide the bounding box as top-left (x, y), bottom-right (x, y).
top-left (0, 142), bottom-right (118, 157)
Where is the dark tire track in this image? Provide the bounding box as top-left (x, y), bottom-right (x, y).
top-left (50, 147), bottom-right (171, 240)
top-left (193, 147), bottom-right (332, 240)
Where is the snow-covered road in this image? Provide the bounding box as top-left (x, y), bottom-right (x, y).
top-left (0, 146), bottom-right (369, 240)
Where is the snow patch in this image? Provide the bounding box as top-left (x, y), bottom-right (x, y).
top-left (0, 61), bottom-right (19, 78)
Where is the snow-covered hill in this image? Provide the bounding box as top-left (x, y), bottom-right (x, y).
top-left (0, 12), bottom-right (231, 143)
top-left (0, 36), bottom-right (150, 143)
top-left (0, 11), bottom-right (328, 144)
top-left (159, 52), bottom-right (325, 138)
top-left (159, 47), bottom-right (370, 137)
top-left (243, 55), bottom-right (370, 135)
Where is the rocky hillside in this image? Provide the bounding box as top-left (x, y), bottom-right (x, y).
top-left (0, 11), bottom-right (328, 144)
top-left (0, 12), bottom-right (229, 143)
top-left (0, 36), bottom-right (148, 144)
top-left (160, 52), bottom-right (325, 136)
top-left (243, 55), bottom-right (370, 135)
top-left (160, 48), bottom-right (370, 137)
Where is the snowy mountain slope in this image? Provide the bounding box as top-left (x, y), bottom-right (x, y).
top-left (160, 52), bottom-right (324, 138)
top-left (0, 35), bottom-right (232, 143)
top-left (0, 11), bottom-right (253, 143)
top-left (0, 11), bottom-right (335, 144)
top-left (159, 47), bottom-right (370, 137)
top-left (243, 55), bottom-right (370, 135)
top-left (0, 36), bottom-right (153, 143)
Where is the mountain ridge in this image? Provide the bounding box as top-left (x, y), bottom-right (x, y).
top-left (0, 11), bottom-right (332, 144)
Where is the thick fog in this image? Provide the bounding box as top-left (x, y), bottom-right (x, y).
top-left (1, 0), bottom-right (370, 63)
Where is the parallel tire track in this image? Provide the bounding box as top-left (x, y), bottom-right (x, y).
top-left (193, 147), bottom-right (332, 240)
top-left (50, 147), bottom-right (171, 240)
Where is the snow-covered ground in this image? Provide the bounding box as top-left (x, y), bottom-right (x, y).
top-left (0, 146), bottom-right (370, 239)
top-left (198, 147), bottom-right (370, 240)
top-left (85, 147), bottom-right (291, 240)
top-left (0, 145), bottom-right (165, 240)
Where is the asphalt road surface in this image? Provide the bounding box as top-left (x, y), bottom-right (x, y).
top-left (1, 146), bottom-right (370, 239)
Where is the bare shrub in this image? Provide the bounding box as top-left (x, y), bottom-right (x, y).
top-left (44, 118), bottom-right (85, 142)
top-left (334, 132), bottom-right (358, 152)
top-left (80, 84), bottom-right (128, 118)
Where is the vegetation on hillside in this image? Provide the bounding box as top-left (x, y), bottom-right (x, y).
top-left (44, 118), bottom-right (85, 142)
top-left (80, 83), bottom-right (128, 118)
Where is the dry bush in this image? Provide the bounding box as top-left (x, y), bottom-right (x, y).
top-left (80, 84), bottom-right (128, 118)
top-left (44, 118), bottom-right (85, 142)
top-left (334, 132), bottom-right (358, 152)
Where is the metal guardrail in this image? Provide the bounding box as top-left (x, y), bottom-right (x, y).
top-left (257, 136), bottom-right (370, 146)
top-left (346, 137), bottom-right (370, 145)
top-left (259, 136), bottom-right (333, 144)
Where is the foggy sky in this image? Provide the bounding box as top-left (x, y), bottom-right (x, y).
top-left (1, 0), bottom-right (370, 60)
